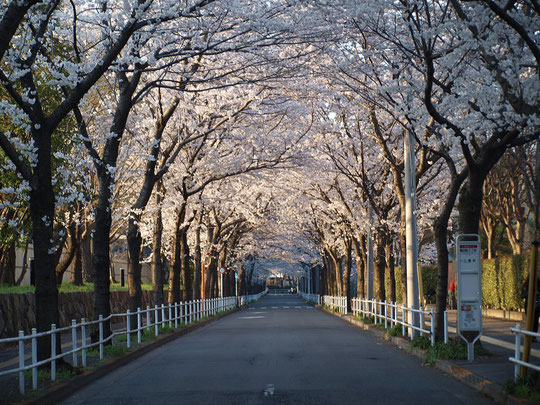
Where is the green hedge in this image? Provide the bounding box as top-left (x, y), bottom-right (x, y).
top-left (368, 254), bottom-right (536, 311)
top-left (482, 254), bottom-right (535, 311)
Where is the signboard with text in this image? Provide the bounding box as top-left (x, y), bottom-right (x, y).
top-left (456, 234), bottom-right (482, 335)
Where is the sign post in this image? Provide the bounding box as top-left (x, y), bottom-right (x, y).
top-left (219, 268), bottom-right (225, 298)
top-left (235, 272), bottom-right (239, 306)
top-left (456, 234), bottom-right (482, 361)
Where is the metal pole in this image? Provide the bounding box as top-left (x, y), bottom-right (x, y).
top-left (221, 273), bottom-right (224, 298)
top-left (522, 242), bottom-right (538, 377)
top-left (444, 311), bottom-right (448, 344)
top-left (514, 324), bottom-right (521, 381)
top-left (18, 331), bottom-right (24, 394)
top-left (404, 130), bottom-right (420, 338)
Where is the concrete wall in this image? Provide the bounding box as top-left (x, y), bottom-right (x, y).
top-left (0, 290), bottom-right (156, 339)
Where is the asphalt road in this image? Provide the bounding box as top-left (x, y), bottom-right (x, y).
top-left (60, 295), bottom-right (493, 405)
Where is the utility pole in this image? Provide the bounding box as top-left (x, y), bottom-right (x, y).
top-left (404, 130), bottom-right (420, 338)
top-left (367, 209), bottom-right (374, 300)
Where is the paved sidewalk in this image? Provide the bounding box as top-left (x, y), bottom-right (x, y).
top-left (444, 310), bottom-right (540, 387)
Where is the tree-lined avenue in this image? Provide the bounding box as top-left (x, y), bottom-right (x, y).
top-left (60, 297), bottom-right (492, 404)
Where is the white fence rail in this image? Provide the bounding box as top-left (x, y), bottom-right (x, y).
top-left (509, 325), bottom-right (540, 381)
top-left (323, 295), bottom-right (348, 314)
top-left (0, 292), bottom-right (264, 395)
top-left (298, 291), bottom-right (320, 305)
top-left (351, 297), bottom-right (434, 345)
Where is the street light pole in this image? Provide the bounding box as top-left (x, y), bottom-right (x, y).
top-left (404, 130), bottom-right (420, 338)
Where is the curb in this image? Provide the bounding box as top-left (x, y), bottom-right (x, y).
top-left (20, 307), bottom-right (240, 405)
top-left (319, 307), bottom-right (531, 405)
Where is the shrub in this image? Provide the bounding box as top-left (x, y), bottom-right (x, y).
top-left (504, 371), bottom-right (540, 402)
top-left (387, 324), bottom-right (403, 337)
top-left (389, 266), bottom-right (437, 305)
top-left (482, 254), bottom-right (535, 310)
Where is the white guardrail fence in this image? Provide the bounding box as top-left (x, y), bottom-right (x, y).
top-left (0, 292), bottom-right (265, 395)
top-left (298, 291), bottom-right (320, 305)
top-left (322, 296), bottom-right (435, 345)
top-left (509, 325), bottom-right (540, 381)
top-left (306, 293), bottom-right (540, 380)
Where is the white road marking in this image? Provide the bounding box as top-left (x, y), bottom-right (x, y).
top-left (240, 316), bottom-right (265, 319)
top-left (263, 384), bottom-right (275, 396)
top-left (272, 306), bottom-right (278, 309)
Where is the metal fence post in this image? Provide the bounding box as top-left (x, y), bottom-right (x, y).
top-left (81, 318), bottom-right (87, 367)
top-left (401, 306), bottom-right (406, 337)
top-left (18, 331), bottom-right (25, 395)
top-left (444, 311), bottom-right (448, 344)
top-left (169, 304), bottom-right (172, 328)
top-left (384, 301), bottom-right (388, 329)
top-left (430, 312), bottom-right (435, 346)
top-left (154, 305), bottom-right (159, 336)
top-left (514, 324), bottom-right (521, 381)
top-left (127, 310), bottom-right (131, 348)
top-left (137, 308), bottom-right (142, 343)
top-left (51, 324), bottom-right (56, 381)
top-left (146, 306), bottom-right (151, 331)
top-left (161, 304), bottom-right (166, 327)
top-left (31, 328), bottom-right (37, 390)
top-left (99, 315), bottom-right (104, 360)
top-left (71, 320), bottom-right (78, 367)
top-left (419, 307), bottom-right (424, 337)
top-left (174, 303), bottom-right (178, 328)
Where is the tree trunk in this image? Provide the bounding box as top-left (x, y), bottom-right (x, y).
top-left (0, 242), bottom-right (16, 285)
top-left (71, 239), bottom-right (83, 286)
top-left (180, 227), bottom-right (192, 301)
top-left (458, 148), bottom-right (506, 235)
top-left (127, 215), bottom-right (143, 312)
top-left (81, 226), bottom-right (93, 283)
top-left (352, 236), bottom-right (365, 298)
top-left (56, 221), bottom-right (77, 286)
top-left (168, 205), bottom-right (184, 304)
top-left (374, 229), bottom-right (387, 301)
top-left (15, 238), bottom-right (30, 286)
top-left (193, 215), bottom-right (202, 300)
top-left (29, 134), bottom-right (59, 359)
top-left (92, 178), bottom-right (113, 341)
top-left (434, 172), bottom-right (467, 341)
top-left (385, 238), bottom-right (396, 303)
top-left (151, 184), bottom-right (165, 306)
top-left (331, 253), bottom-right (343, 296)
top-left (481, 216), bottom-right (497, 259)
top-left (91, 73), bottom-right (137, 342)
top-left (344, 239), bottom-right (352, 310)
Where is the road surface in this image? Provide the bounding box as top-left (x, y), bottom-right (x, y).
top-left (60, 294), bottom-right (493, 404)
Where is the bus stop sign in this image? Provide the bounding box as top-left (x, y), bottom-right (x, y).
top-left (456, 234), bottom-right (482, 360)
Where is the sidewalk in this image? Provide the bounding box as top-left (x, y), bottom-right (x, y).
top-left (445, 310), bottom-right (540, 388)
top-left (326, 308), bottom-right (540, 404)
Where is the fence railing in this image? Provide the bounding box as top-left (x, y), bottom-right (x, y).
top-left (0, 292), bottom-right (264, 395)
top-left (322, 295), bottom-right (348, 314)
top-left (298, 291), bottom-right (320, 305)
top-left (320, 297), bottom-right (434, 345)
top-left (509, 324), bottom-right (540, 381)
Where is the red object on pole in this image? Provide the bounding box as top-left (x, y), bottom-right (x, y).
top-left (201, 259), bottom-right (205, 301)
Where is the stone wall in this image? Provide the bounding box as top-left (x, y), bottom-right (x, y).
top-left (0, 291), bottom-right (155, 339)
